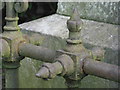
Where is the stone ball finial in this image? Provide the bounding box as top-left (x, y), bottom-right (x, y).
top-left (14, 0), bottom-right (29, 13)
top-left (67, 8), bottom-right (83, 32)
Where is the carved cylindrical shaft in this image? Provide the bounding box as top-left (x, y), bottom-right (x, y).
top-left (18, 43), bottom-right (56, 62)
top-left (3, 1), bottom-right (28, 31)
top-left (6, 1), bottom-right (16, 17)
top-left (2, 1), bottom-right (28, 88)
top-left (36, 62), bottom-right (63, 79)
top-left (83, 59), bottom-right (120, 82)
top-left (36, 54), bottom-right (74, 79)
top-left (4, 2), bottom-right (20, 31)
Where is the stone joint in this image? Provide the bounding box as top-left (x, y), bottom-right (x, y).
top-left (42, 63), bottom-right (57, 79)
top-left (2, 32), bottom-right (26, 63)
top-left (55, 54), bottom-right (74, 76)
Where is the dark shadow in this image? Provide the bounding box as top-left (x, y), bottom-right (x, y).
top-left (18, 2), bottom-right (58, 24)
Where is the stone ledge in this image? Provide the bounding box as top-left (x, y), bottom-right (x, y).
top-left (19, 14), bottom-right (119, 50)
top-left (19, 14), bottom-right (69, 39)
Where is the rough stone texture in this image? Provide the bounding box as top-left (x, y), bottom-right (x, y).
top-left (19, 14), bottom-right (119, 50)
top-left (57, 2), bottom-right (119, 25)
top-left (19, 14), bottom-right (69, 39)
top-left (19, 14), bottom-right (119, 88)
top-left (19, 32), bottom-right (67, 88)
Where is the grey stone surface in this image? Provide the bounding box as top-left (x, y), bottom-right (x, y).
top-left (19, 14), bottom-right (69, 39)
top-left (18, 14), bottom-right (119, 88)
top-left (20, 14), bottom-right (119, 50)
top-left (57, 2), bottom-right (119, 25)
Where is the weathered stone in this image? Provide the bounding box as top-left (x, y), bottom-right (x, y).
top-left (18, 33), bottom-right (67, 88)
top-left (19, 14), bottom-right (119, 88)
top-left (20, 14), bottom-right (119, 50)
top-left (19, 14), bottom-right (69, 39)
top-left (57, 2), bottom-right (119, 25)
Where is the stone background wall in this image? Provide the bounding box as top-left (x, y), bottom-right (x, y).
top-left (57, 2), bottom-right (120, 25)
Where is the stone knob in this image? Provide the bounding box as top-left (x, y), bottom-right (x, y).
top-left (67, 8), bottom-right (83, 32)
